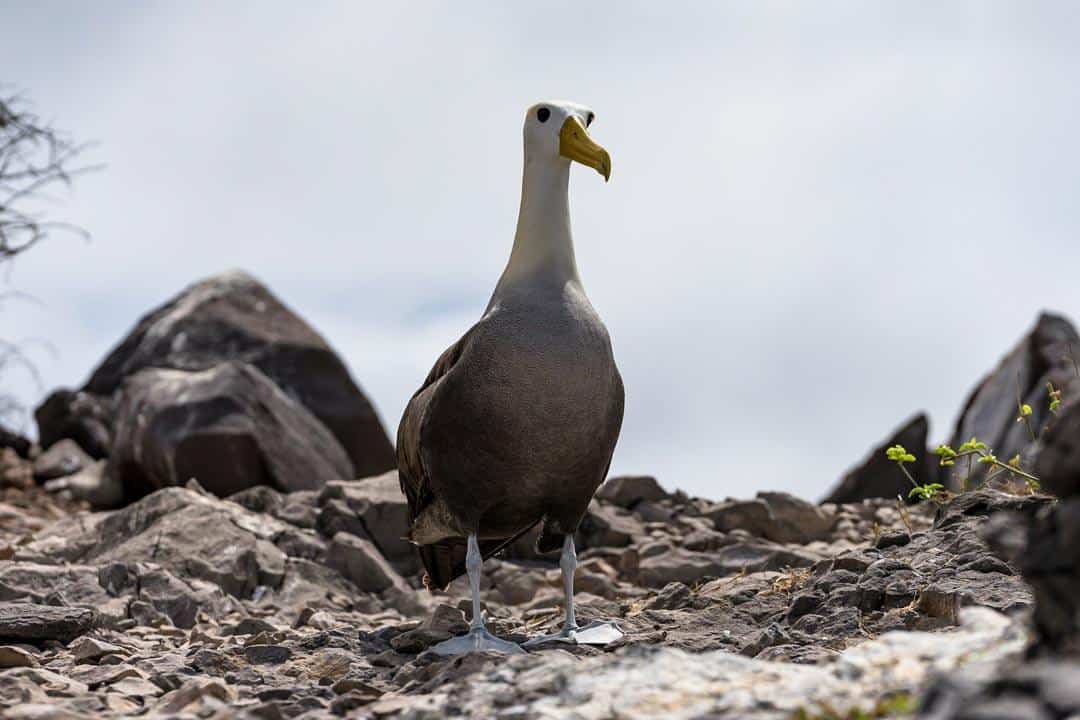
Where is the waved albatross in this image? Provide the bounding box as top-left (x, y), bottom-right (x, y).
top-left (397, 100), bottom-right (624, 655)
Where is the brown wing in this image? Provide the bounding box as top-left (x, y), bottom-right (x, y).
top-left (397, 326), bottom-right (473, 528)
top-left (396, 322), bottom-right (545, 590)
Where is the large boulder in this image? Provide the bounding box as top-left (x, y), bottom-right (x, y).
top-left (36, 270), bottom-right (395, 478)
top-left (823, 413), bottom-right (934, 504)
top-left (109, 362), bottom-right (353, 498)
top-left (946, 312), bottom-right (1079, 489)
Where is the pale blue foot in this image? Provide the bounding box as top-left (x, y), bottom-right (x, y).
top-left (524, 619), bottom-right (624, 648)
top-left (429, 626), bottom-right (525, 656)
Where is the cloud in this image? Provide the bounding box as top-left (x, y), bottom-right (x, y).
top-left (2, 2), bottom-right (1079, 499)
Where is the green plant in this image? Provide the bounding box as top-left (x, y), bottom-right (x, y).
top-left (1048, 381), bottom-right (1062, 415)
top-left (934, 437), bottom-right (1041, 493)
top-left (885, 444), bottom-right (946, 503)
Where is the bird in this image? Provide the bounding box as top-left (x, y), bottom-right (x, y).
top-left (397, 99), bottom-right (624, 655)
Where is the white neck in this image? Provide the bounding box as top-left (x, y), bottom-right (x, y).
top-left (489, 153), bottom-right (580, 308)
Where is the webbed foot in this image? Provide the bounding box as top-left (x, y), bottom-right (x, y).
top-left (429, 626), bottom-right (525, 656)
top-left (524, 619), bottom-right (624, 648)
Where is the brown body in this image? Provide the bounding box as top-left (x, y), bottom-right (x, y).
top-left (397, 279), bottom-right (624, 589)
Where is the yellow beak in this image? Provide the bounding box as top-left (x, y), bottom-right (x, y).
top-left (559, 116), bottom-right (611, 182)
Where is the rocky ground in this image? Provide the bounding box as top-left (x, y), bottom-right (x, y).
top-left (1, 272), bottom-right (1078, 719)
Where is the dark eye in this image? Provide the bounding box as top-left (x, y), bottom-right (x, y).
top-left (586, 112), bottom-right (595, 127)
top-left (536, 107), bottom-right (550, 123)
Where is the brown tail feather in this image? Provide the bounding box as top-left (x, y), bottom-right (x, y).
top-left (418, 521), bottom-right (543, 591)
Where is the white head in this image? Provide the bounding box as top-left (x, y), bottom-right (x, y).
top-left (523, 100), bottom-right (611, 182)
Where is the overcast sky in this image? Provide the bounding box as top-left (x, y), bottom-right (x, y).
top-left (3, 2), bottom-right (1079, 500)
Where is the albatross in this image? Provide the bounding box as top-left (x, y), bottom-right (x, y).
top-left (397, 100), bottom-right (624, 655)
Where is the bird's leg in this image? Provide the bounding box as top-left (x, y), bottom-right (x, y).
top-left (523, 534), bottom-right (624, 648)
top-left (428, 534), bottom-right (524, 656)
top-left (560, 531), bottom-right (578, 633)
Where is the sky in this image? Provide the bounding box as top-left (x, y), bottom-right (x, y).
top-left (2, 2), bottom-right (1079, 501)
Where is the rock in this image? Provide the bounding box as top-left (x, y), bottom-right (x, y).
top-left (325, 532), bottom-right (410, 594)
top-left (1034, 398), bottom-right (1080, 499)
top-left (68, 636), bottom-right (123, 662)
top-left (224, 617), bottom-right (278, 636)
top-left (422, 603), bottom-right (468, 635)
top-left (875, 530), bottom-right (911, 549)
top-left (228, 487), bottom-right (319, 530)
top-left (824, 413), bottom-right (934, 503)
top-left (705, 494), bottom-right (832, 544)
top-left (390, 627), bottom-right (452, 653)
top-left (0, 603), bottom-right (93, 642)
top-left (0, 426), bottom-right (31, 460)
top-left (32, 440), bottom-right (92, 482)
top-left (317, 471), bottom-right (417, 575)
top-left (577, 501), bottom-right (646, 549)
top-left (0, 562), bottom-right (113, 607)
top-left (384, 607), bottom-right (1023, 719)
top-left (21, 487), bottom-right (288, 601)
top-left (109, 362), bottom-right (353, 499)
top-left (947, 313), bottom-right (1080, 490)
top-left (638, 547), bottom-right (725, 587)
top-left (244, 644), bottom-right (292, 664)
top-left (67, 270), bottom-right (394, 477)
top-left (154, 677), bottom-right (235, 715)
top-left (756, 492), bottom-right (834, 543)
top-left (596, 475), bottom-right (669, 508)
top-left (34, 389), bottom-right (111, 459)
top-left (43, 460), bottom-right (122, 509)
top-left (0, 645), bottom-right (37, 668)
top-left (109, 676), bottom-right (163, 698)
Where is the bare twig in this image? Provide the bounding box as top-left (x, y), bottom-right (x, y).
top-left (0, 92), bottom-right (99, 263)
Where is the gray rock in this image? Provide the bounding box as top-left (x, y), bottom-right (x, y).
top-left (318, 471), bottom-right (417, 576)
top-left (0, 562), bottom-right (112, 608)
top-left (109, 362), bottom-right (353, 498)
top-left (948, 312), bottom-right (1079, 490)
top-left (62, 270), bottom-right (395, 477)
top-left (43, 460), bottom-right (123, 509)
top-left (21, 487), bottom-right (289, 601)
top-left (0, 603), bottom-right (93, 642)
top-left (69, 636), bottom-right (123, 663)
top-left (756, 492), bottom-right (834, 543)
top-left (34, 389), bottom-right (111, 459)
top-left (577, 501), bottom-right (646, 549)
top-left (245, 644), bottom-right (292, 664)
top-left (1035, 397), bottom-right (1080, 499)
top-left (32, 440), bottom-right (92, 482)
top-left (596, 475), bottom-right (669, 508)
top-left (824, 413), bottom-right (934, 504)
top-left (325, 532), bottom-right (409, 594)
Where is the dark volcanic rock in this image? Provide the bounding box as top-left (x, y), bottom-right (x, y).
top-left (705, 493), bottom-right (833, 544)
top-left (109, 362), bottom-right (353, 499)
top-left (0, 426), bottom-right (31, 459)
top-left (824, 413), bottom-right (934, 504)
top-left (56, 270), bottom-right (394, 477)
top-left (0, 603), bottom-right (93, 642)
top-left (1034, 397), bottom-right (1080, 500)
top-left (596, 475), bottom-right (669, 508)
top-left (947, 312), bottom-right (1080, 490)
top-left (34, 389), bottom-right (112, 459)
